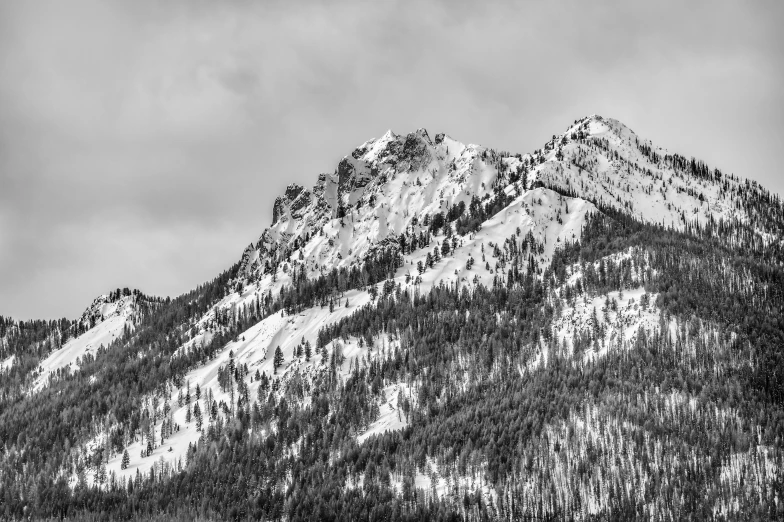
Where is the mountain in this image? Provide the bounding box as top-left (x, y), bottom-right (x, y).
top-left (1, 116), bottom-right (783, 520)
top-left (31, 290), bottom-right (146, 392)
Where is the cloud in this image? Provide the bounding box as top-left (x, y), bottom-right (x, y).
top-left (0, 0), bottom-right (782, 318)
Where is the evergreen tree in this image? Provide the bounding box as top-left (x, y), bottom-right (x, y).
top-left (441, 240), bottom-right (450, 256)
top-left (97, 462), bottom-right (107, 485)
top-left (194, 402), bottom-right (202, 432)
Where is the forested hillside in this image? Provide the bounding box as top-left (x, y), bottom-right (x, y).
top-left (1, 116), bottom-right (782, 521)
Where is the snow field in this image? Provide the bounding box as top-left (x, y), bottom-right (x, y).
top-left (33, 295), bottom-right (137, 392)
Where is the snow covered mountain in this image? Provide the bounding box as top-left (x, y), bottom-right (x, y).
top-left (2, 116), bottom-right (783, 520)
top-left (78, 115), bottom-right (777, 487)
top-left (235, 114), bottom-right (778, 294)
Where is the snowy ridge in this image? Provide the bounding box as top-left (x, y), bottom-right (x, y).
top-left (33, 294), bottom-right (139, 391)
top-left (530, 115), bottom-right (773, 238)
top-left (236, 127), bottom-right (526, 283)
top-left (234, 116), bottom-right (768, 302)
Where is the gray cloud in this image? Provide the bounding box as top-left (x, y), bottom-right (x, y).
top-left (1, 0), bottom-right (782, 319)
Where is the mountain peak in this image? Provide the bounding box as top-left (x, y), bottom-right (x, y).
top-left (412, 127), bottom-right (432, 144)
top-left (574, 114), bottom-right (638, 141)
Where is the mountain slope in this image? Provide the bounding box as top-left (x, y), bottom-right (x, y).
top-left (236, 128), bottom-right (526, 282)
top-left (32, 292), bottom-right (142, 391)
top-left (532, 115), bottom-right (784, 245)
top-left (1, 116), bottom-right (783, 521)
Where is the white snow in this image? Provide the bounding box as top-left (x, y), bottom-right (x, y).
top-left (0, 354), bottom-right (15, 371)
top-left (90, 291), bottom-right (391, 485)
top-left (357, 382), bottom-right (412, 444)
top-left (552, 286), bottom-right (661, 362)
top-left (33, 295), bottom-right (137, 392)
top-left (532, 115), bottom-right (767, 239)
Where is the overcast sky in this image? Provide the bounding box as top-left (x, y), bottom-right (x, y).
top-left (1, 0), bottom-right (782, 319)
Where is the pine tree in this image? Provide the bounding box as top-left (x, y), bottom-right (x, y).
top-left (121, 449), bottom-right (130, 470)
top-left (194, 402), bottom-right (202, 432)
top-left (257, 379), bottom-right (266, 403)
top-left (97, 462), bottom-right (107, 485)
top-left (273, 346), bottom-right (284, 373)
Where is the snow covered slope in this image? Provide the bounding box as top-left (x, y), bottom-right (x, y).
top-left (89, 307), bottom-right (402, 486)
top-left (33, 294), bottom-right (139, 391)
top-left (235, 128), bottom-right (527, 284)
top-left (530, 115), bottom-right (777, 240)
